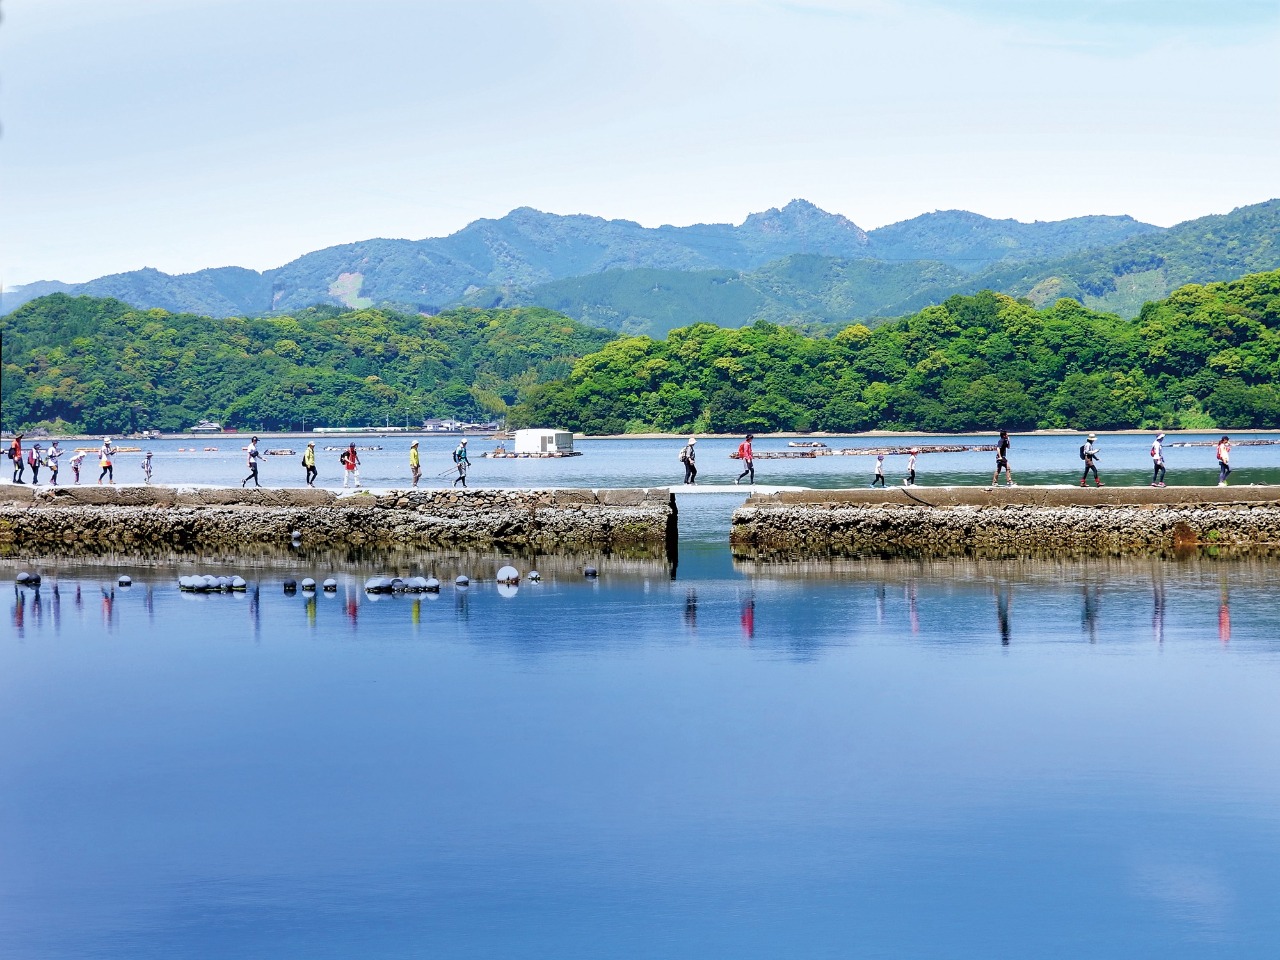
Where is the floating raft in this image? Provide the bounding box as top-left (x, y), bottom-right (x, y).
top-left (74, 445), bottom-right (142, 453)
top-left (485, 451), bottom-right (583, 459)
top-left (735, 443), bottom-right (998, 460)
top-left (1170, 439), bottom-right (1279, 447)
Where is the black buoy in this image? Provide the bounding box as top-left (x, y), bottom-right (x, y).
top-left (583, 566), bottom-right (598, 579)
top-left (283, 578), bottom-right (297, 593)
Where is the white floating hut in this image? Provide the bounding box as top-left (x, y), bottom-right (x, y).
top-left (513, 429), bottom-right (576, 457)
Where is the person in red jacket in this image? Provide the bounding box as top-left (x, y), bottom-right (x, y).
top-left (9, 433), bottom-right (24, 484)
top-left (735, 434), bottom-right (755, 485)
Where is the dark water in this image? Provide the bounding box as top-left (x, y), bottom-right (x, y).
top-left (3, 518), bottom-right (1280, 959)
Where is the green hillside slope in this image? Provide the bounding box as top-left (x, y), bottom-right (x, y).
top-left (0, 296), bottom-right (614, 434)
top-left (509, 270), bottom-right (1280, 434)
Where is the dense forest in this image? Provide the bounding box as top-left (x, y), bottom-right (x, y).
top-left (0, 297), bottom-right (613, 434)
top-left (3, 272), bottom-right (1277, 436)
top-left (508, 270), bottom-right (1280, 434)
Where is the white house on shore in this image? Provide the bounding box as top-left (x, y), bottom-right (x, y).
top-left (513, 429), bottom-right (574, 456)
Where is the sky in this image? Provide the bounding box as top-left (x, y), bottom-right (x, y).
top-left (2, 0), bottom-right (1278, 286)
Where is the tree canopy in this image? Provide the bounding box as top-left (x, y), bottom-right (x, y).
top-left (508, 271), bottom-right (1280, 434)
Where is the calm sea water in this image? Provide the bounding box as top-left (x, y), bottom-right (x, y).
top-left (36, 431), bottom-right (1280, 490)
top-left (3, 513), bottom-right (1280, 957)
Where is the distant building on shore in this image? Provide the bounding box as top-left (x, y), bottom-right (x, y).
top-left (189, 420), bottom-right (224, 434)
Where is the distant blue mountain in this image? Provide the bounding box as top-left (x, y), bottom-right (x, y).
top-left (2, 200), bottom-right (1160, 317)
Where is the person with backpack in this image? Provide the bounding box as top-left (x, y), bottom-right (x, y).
top-left (340, 442), bottom-right (360, 488)
top-left (1150, 433), bottom-right (1167, 487)
top-left (1216, 436), bottom-right (1232, 486)
top-left (409, 440), bottom-right (421, 487)
top-left (452, 438), bottom-right (470, 487)
top-left (302, 441), bottom-right (318, 487)
top-left (1079, 434), bottom-right (1102, 487)
top-left (241, 436), bottom-right (261, 488)
top-left (734, 434), bottom-right (755, 485)
top-left (27, 443), bottom-right (43, 484)
top-left (8, 433), bottom-right (23, 484)
top-left (679, 436), bottom-right (697, 485)
top-left (992, 430), bottom-right (1015, 486)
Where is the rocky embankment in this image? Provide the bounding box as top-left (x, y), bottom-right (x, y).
top-left (0, 486), bottom-right (677, 555)
top-left (732, 486), bottom-right (1280, 556)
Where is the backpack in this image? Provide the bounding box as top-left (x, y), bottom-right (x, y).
top-left (1079, 444), bottom-right (1087, 461)
top-left (5, 446), bottom-right (13, 461)
top-left (339, 450), bottom-right (350, 466)
top-left (27, 450), bottom-right (37, 467)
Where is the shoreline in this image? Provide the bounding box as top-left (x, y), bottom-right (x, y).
top-left (5, 428), bottom-right (1276, 444)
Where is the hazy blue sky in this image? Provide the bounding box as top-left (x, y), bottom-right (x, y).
top-left (2, 0), bottom-right (1277, 285)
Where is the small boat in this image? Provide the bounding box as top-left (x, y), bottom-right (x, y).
top-left (788, 441), bottom-right (828, 448)
top-left (264, 449), bottom-right (296, 456)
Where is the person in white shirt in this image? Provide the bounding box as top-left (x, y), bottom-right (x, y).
top-left (1150, 433), bottom-right (1166, 486)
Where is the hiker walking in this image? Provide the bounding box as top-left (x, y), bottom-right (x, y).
top-left (28, 444), bottom-right (43, 484)
top-left (735, 434), bottom-right (755, 485)
top-left (302, 441), bottom-right (317, 487)
top-left (1216, 436), bottom-right (1232, 486)
top-left (70, 450), bottom-right (86, 484)
top-left (341, 442), bottom-right (361, 488)
top-left (242, 436), bottom-right (261, 487)
top-left (8, 433), bottom-right (23, 484)
top-left (142, 451), bottom-right (153, 484)
top-left (1150, 433), bottom-right (1167, 487)
top-left (98, 438), bottom-right (115, 485)
top-left (679, 436), bottom-right (697, 485)
top-left (905, 448), bottom-right (919, 486)
top-left (992, 430), bottom-right (1015, 486)
top-left (1079, 434), bottom-right (1102, 487)
top-left (871, 454), bottom-right (886, 487)
top-left (452, 438), bottom-right (470, 487)
top-left (46, 441), bottom-right (62, 485)
top-left (409, 440), bottom-right (421, 487)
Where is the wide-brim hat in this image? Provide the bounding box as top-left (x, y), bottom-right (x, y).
top-left (307, 441), bottom-right (315, 446)
top-left (410, 440), bottom-right (419, 446)
top-left (1156, 433), bottom-right (1165, 440)
top-left (688, 436), bottom-right (697, 443)
top-left (1087, 434), bottom-right (1097, 441)
top-left (460, 438), bottom-right (468, 443)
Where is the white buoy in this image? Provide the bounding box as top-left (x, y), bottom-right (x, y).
top-left (301, 577), bottom-right (316, 591)
top-left (322, 578), bottom-right (337, 591)
top-left (455, 575), bottom-right (470, 588)
top-left (496, 565), bottom-right (519, 584)
top-left (527, 571), bottom-right (541, 582)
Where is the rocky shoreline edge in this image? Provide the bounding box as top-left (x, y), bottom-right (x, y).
top-left (731, 486), bottom-right (1280, 556)
top-left (0, 486), bottom-right (678, 556)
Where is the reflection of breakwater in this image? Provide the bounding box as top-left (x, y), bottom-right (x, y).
top-left (0, 545), bottom-right (673, 585)
top-left (732, 486), bottom-right (1280, 556)
top-left (0, 486), bottom-right (676, 556)
top-left (732, 550), bottom-right (1280, 587)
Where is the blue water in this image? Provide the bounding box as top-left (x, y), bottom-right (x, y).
top-left (4, 527), bottom-right (1280, 957)
top-left (35, 431), bottom-right (1280, 490)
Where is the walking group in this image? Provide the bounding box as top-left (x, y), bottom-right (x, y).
top-left (6, 435), bottom-right (152, 486)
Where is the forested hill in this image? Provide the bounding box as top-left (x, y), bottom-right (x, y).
top-left (1, 201), bottom-right (1159, 317)
top-left (507, 270), bottom-right (1280, 434)
top-left (0, 297), bottom-right (614, 435)
top-left (472, 200), bottom-right (1280, 336)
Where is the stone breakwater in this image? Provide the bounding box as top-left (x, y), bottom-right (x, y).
top-left (731, 486), bottom-right (1280, 556)
top-left (0, 486), bottom-right (677, 555)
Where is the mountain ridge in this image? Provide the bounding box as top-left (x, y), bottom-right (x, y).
top-left (2, 200), bottom-right (1164, 317)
